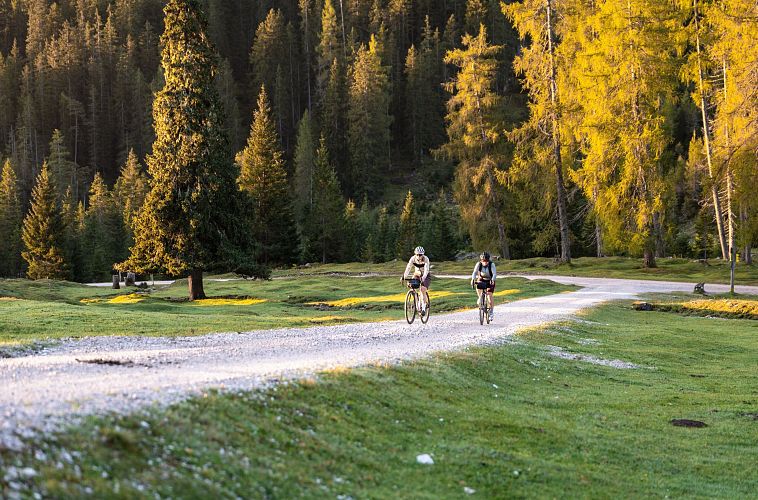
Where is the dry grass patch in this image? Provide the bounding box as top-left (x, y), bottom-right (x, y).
top-left (308, 290), bottom-right (463, 307)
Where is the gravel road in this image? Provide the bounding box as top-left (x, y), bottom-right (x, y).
top-left (2, 275), bottom-right (756, 450)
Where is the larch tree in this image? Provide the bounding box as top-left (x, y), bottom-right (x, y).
top-left (237, 86), bottom-right (297, 265)
top-left (707, 0), bottom-right (758, 272)
top-left (348, 35), bottom-right (392, 200)
top-left (679, 0), bottom-right (729, 261)
top-left (121, 0), bottom-right (253, 300)
top-left (504, 0), bottom-right (572, 263)
top-left (0, 159), bottom-right (23, 277)
top-left (440, 25), bottom-right (512, 260)
top-left (113, 149), bottom-right (149, 233)
top-left (571, 0), bottom-right (680, 268)
top-left (22, 164), bottom-right (69, 280)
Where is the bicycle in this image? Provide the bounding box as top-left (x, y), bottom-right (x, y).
top-left (404, 278), bottom-right (430, 324)
top-left (474, 280), bottom-right (492, 325)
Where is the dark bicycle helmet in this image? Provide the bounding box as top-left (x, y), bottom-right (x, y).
top-left (480, 251), bottom-right (491, 261)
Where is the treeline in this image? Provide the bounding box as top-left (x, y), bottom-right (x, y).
top-left (0, 0), bottom-right (756, 282)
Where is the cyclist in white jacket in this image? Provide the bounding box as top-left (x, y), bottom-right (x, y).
top-left (470, 251), bottom-right (496, 321)
top-left (401, 246), bottom-right (430, 313)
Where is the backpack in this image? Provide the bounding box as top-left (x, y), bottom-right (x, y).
top-left (477, 261), bottom-right (493, 280)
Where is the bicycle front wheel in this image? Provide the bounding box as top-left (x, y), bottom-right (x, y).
top-left (478, 295), bottom-right (485, 325)
top-left (405, 289), bottom-right (416, 324)
top-left (420, 291), bottom-right (430, 324)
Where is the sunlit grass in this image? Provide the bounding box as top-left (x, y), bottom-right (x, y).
top-left (6, 301), bottom-right (756, 498)
top-left (0, 276), bottom-right (575, 347)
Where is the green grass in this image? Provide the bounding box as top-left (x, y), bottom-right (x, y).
top-left (0, 275), bottom-right (574, 347)
top-left (281, 256), bottom-right (758, 285)
top-left (2, 301), bottom-right (756, 498)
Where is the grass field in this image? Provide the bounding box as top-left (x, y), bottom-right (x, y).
top-left (279, 256), bottom-right (758, 286)
top-left (0, 275), bottom-right (575, 348)
top-left (2, 300), bottom-right (755, 498)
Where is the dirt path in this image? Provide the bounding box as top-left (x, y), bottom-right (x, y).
top-left (2, 276), bottom-right (755, 450)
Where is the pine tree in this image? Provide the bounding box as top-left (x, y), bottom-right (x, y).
top-left (122, 0), bottom-right (255, 300)
top-left (396, 190), bottom-right (418, 258)
top-left (308, 135), bottom-right (344, 263)
top-left (348, 35), bottom-right (392, 200)
top-left (0, 159), bottom-right (23, 277)
top-left (237, 86), bottom-right (297, 265)
top-left (22, 164), bottom-right (68, 280)
top-left (441, 25), bottom-right (511, 259)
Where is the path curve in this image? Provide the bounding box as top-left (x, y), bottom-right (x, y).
top-left (2, 276), bottom-right (756, 449)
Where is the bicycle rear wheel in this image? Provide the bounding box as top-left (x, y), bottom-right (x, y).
top-left (420, 291), bottom-right (430, 324)
top-left (405, 289), bottom-right (416, 324)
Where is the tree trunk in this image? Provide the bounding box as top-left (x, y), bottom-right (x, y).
top-left (654, 212), bottom-right (665, 258)
top-left (188, 269), bottom-right (206, 301)
top-left (546, 0), bottom-right (571, 263)
top-left (496, 218), bottom-right (510, 261)
top-left (742, 205), bottom-right (752, 264)
top-left (643, 247), bottom-right (656, 268)
top-left (595, 219), bottom-right (604, 257)
top-left (694, 0), bottom-right (728, 260)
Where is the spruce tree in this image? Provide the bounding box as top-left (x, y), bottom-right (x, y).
top-left (113, 149), bottom-right (149, 232)
top-left (396, 190), bottom-right (418, 258)
top-left (308, 135), bottom-right (344, 263)
top-left (82, 173), bottom-right (125, 282)
top-left (293, 110), bottom-right (316, 223)
top-left (47, 129), bottom-right (80, 200)
top-left (348, 35), bottom-right (392, 200)
top-left (237, 86), bottom-right (297, 265)
top-left (0, 159), bottom-right (23, 277)
top-left (22, 164), bottom-right (68, 280)
top-left (61, 187), bottom-right (84, 281)
top-left (342, 199), bottom-right (361, 262)
top-left (121, 0), bottom-right (254, 300)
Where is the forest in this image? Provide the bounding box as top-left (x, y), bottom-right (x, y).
top-left (0, 0), bottom-right (755, 282)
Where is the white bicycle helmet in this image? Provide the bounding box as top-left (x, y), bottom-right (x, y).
top-left (414, 246), bottom-right (425, 255)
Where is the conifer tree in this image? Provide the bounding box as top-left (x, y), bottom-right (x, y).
top-left (342, 199), bottom-right (361, 262)
top-left (308, 135), bottom-right (345, 263)
top-left (22, 164), bottom-right (68, 280)
top-left (441, 25), bottom-right (511, 259)
top-left (293, 110), bottom-right (316, 223)
top-left (113, 149), bottom-right (149, 232)
top-left (61, 187), bottom-right (84, 281)
top-left (122, 0), bottom-right (254, 300)
top-left (47, 129), bottom-right (81, 200)
top-left (348, 35), bottom-right (392, 200)
top-left (396, 190), bottom-right (418, 258)
top-left (0, 159), bottom-right (23, 277)
top-left (316, 0), bottom-right (342, 100)
top-left (425, 189), bottom-right (460, 261)
top-left (238, 86), bottom-right (297, 265)
top-left (572, 0), bottom-right (680, 267)
top-left (321, 57), bottom-right (350, 190)
top-left (81, 173), bottom-right (125, 282)
top-left (504, 0), bottom-right (572, 262)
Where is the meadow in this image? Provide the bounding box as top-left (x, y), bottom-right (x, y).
top-left (0, 274), bottom-right (574, 349)
top-left (3, 299), bottom-right (756, 498)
